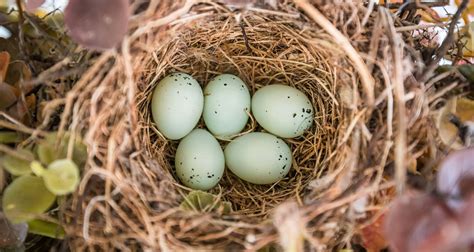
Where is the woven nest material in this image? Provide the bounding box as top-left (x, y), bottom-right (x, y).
top-left (55, 0), bottom-right (443, 250)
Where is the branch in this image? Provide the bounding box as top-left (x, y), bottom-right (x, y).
top-left (418, 0), bottom-right (469, 82)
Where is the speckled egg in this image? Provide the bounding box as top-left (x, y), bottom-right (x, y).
top-left (203, 74), bottom-right (251, 139)
top-left (175, 129), bottom-right (225, 190)
top-left (224, 132), bottom-right (292, 184)
top-left (252, 84), bottom-right (313, 138)
top-left (151, 73), bottom-right (203, 140)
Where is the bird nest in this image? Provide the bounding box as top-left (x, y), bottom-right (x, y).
top-left (56, 0), bottom-right (441, 250)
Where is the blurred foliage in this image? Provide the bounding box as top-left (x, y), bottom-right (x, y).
top-left (27, 219), bottom-right (65, 239)
top-left (0, 131), bottom-right (85, 249)
top-left (2, 175), bottom-right (56, 224)
top-left (0, 6), bottom-right (76, 128)
top-left (42, 159), bottom-right (80, 195)
top-left (180, 191), bottom-right (232, 214)
top-left (0, 149), bottom-right (34, 176)
top-left (36, 132), bottom-right (87, 167)
top-left (0, 132), bottom-right (22, 144)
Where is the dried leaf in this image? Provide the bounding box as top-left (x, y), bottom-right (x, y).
top-left (25, 0), bottom-right (45, 13)
top-left (436, 148), bottom-right (474, 210)
top-left (436, 97), bottom-right (474, 150)
top-left (461, 22), bottom-right (474, 58)
top-left (418, 8), bottom-right (449, 23)
top-left (385, 192), bottom-right (465, 252)
top-left (8, 61), bottom-right (33, 92)
top-left (359, 213), bottom-right (388, 252)
top-left (180, 191), bottom-right (232, 214)
top-left (0, 212), bottom-right (28, 249)
top-left (64, 0), bottom-right (130, 50)
top-left (0, 51), bottom-right (10, 82)
top-left (458, 194), bottom-right (474, 242)
top-left (0, 83), bottom-right (18, 110)
top-left (6, 95), bottom-right (34, 124)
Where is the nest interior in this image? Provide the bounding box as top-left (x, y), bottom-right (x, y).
top-left (138, 10), bottom-right (347, 219)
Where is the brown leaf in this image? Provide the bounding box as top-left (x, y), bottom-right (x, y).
top-left (25, 0), bottom-right (46, 12)
top-left (0, 51), bottom-right (9, 83)
top-left (385, 192), bottom-right (467, 252)
top-left (6, 94), bottom-right (35, 124)
top-left (437, 148), bottom-right (474, 210)
top-left (418, 8), bottom-right (449, 23)
top-left (359, 213), bottom-right (388, 252)
top-left (64, 0), bottom-right (130, 50)
top-left (8, 61), bottom-right (32, 92)
top-left (0, 212), bottom-right (28, 248)
top-left (457, 194), bottom-right (474, 244)
top-left (0, 83), bottom-right (18, 110)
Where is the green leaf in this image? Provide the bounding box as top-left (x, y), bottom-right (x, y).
top-left (0, 132), bottom-right (22, 144)
top-left (180, 191), bottom-right (232, 214)
top-left (435, 65), bottom-right (453, 74)
top-left (36, 132), bottom-right (87, 168)
top-left (0, 150), bottom-right (34, 176)
top-left (27, 219), bottom-right (65, 239)
top-left (2, 175), bottom-right (56, 223)
top-left (43, 159), bottom-right (79, 195)
top-left (458, 65), bottom-right (474, 83)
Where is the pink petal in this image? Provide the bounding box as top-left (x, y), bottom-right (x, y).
top-left (25, 0), bottom-right (46, 12)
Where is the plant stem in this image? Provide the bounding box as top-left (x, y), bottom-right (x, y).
top-left (31, 161), bottom-right (46, 177)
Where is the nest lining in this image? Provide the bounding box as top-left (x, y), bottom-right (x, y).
top-left (138, 10), bottom-right (348, 219)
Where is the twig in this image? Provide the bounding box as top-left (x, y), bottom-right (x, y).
top-left (240, 22), bottom-right (253, 54)
top-left (395, 23), bottom-right (449, 32)
top-left (15, 0), bottom-right (26, 59)
top-left (362, 0), bottom-right (376, 27)
top-left (0, 144), bottom-right (34, 161)
top-left (0, 115), bottom-right (45, 136)
top-left (381, 8), bottom-right (408, 194)
top-left (419, 0), bottom-right (469, 82)
top-left (130, 0), bottom-right (195, 41)
top-left (294, 0), bottom-right (375, 107)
